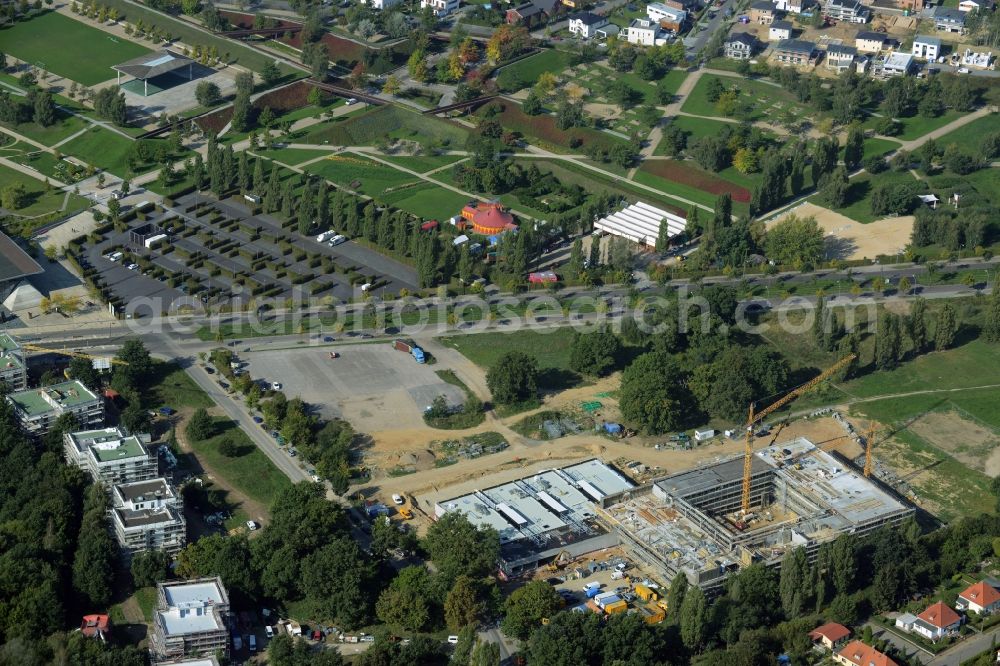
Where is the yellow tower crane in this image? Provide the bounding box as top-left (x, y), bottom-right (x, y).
top-left (740, 354), bottom-right (857, 514)
top-left (863, 422), bottom-right (877, 478)
top-left (19, 343), bottom-right (128, 368)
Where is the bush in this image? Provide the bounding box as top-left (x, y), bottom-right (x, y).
top-left (864, 155), bottom-right (888, 174)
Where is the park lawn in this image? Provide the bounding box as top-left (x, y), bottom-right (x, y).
top-left (807, 169), bottom-right (924, 224)
top-left (305, 153), bottom-right (419, 195)
top-left (483, 100), bottom-right (627, 154)
top-left (380, 183), bottom-right (471, 219)
top-left (0, 11), bottom-right (151, 85)
top-left (297, 105), bottom-right (470, 148)
top-left (0, 162), bottom-right (84, 217)
top-left (0, 106), bottom-right (88, 146)
top-left (867, 109), bottom-right (966, 142)
top-left (959, 168), bottom-right (1000, 207)
top-left (60, 126), bottom-right (134, 175)
top-left (10, 150), bottom-right (65, 180)
top-left (379, 153), bottom-right (467, 173)
top-left (440, 328), bottom-right (582, 389)
top-left (862, 137), bottom-right (901, 160)
top-left (632, 170), bottom-right (723, 210)
top-left (148, 362), bottom-right (215, 410)
top-left (934, 112), bottom-right (1000, 154)
top-left (681, 74), bottom-right (803, 122)
top-left (653, 69), bottom-right (690, 101)
top-left (654, 117), bottom-right (735, 155)
top-left (497, 49), bottom-right (573, 92)
top-left (255, 146), bottom-right (332, 166)
top-left (188, 418), bottom-right (292, 507)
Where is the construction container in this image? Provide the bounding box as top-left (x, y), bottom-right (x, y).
top-left (585, 600), bottom-right (602, 614)
top-left (637, 605), bottom-right (665, 624)
top-left (596, 594), bottom-right (621, 609)
top-left (593, 591), bottom-right (617, 605)
top-left (635, 584), bottom-right (659, 602)
top-left (604, 600), bottom-right (628, 615)
top-left (585, 587), bottom-right (602, 599)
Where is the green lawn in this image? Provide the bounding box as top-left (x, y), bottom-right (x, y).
top-left (808, 169), bottom-right (924, 224)
top-left (0, 11), bottom-right (151, 85)
top-left (254, 146), bottom-right (332, 166)
top-left (296, 106), bottom-right (470, 148)
top-left (148, 362), bottom-right (215, 410)
top-left (934, 112), bottom-right (1000, 154)
top-left (0, 162), bottom-right (87, 217)
top-left (862, 137), bottom-right (901, 160)
top-left (655, 117), bottom-right (736, 155)
top-left (10, 150), bottom-right (65, 180)
top-left (866, 109), bottom-right (966, 142)
top-left (380, 182), bottom-right (471, 220)
top-left (379, 153), bottom-right (467, 173)
top-left (497, 49), bottom-right (573, 92)
top-left (188, 417), bottom-right (292, 507)
top-left (60, 127), bottom-right (134, 175)
top-left (681, 74), bottom-right (804, 122)
top-left (440, 328), bottom-right (582, 390)
top-left (0, 106), bottom-right (88, 147)
top-left (304, 153), bottom-right (420, 195)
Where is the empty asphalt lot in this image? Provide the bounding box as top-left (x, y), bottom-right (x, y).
top-left (244, 343), bottom-right (466, 432)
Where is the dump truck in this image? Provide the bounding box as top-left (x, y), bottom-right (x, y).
top-left (604, 600), bottom-right (628, 615)
top-left (635, 584), bottom-right (659, 602)
top-left (393, 339), bottom-right (426, 363)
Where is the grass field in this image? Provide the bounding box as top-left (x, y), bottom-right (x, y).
top-left (305, 153), bottom-right (419, 194)
top-left (188, 417), bottom-right (292, 507)
top-left (379, 153), bottom-right (467, 173)
top-left (681, 74), bottom-right (804, 123)
top-left (61, 127), bottom-right (189, 177)
top-left (297, 106), bottom-right (470, 148)
top-left (862, 137), bottom-right (902, 160)
top-left (808, 169), bottom-right (924, 224)
top-left (0, 12), bottom-right (151, 85)
top-left (379, 182), bottom-right (471, 220)
top-left (440, 328), bottom-right (582, 390)
top-left (0, 105), bottom-right (88, 147)
top-left (254, 146), bottom-right (332, 166)
top-left (497, 50), bottom-right (573, 92)
top-left (0, 163), bottom-right (88, 217)
top-left (934, 112), bottom-right (1000, 154)
top-left (865, 109), bottom-right (965, 142)
top-left (148, 362), bottom-right (215, 410)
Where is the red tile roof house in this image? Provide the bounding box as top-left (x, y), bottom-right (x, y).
top-left (834, 641), bottom-right (898, 666)
top-left (957, 581), bottom-right (1000, 615)
top-left (80, 614), bottom-right (110, 641)
top-left (809, 622), bottom-right (851, 651)
top-left (912, 601), bottom-right (962, 642)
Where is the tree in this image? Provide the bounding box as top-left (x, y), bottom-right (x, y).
top-left (732, 147), bottom-right (758, 175)
top-left (679, 586), bottom-right (708, 650)
top-left (68, 356), bottom-right (100, 390)
top-left (195, 80), bottom-right (220, 107)
top-left (73, 485), bottom-right (116, 608)
top-left (381, 74), bottom-right (401, 96)
top-left (375, 566), bottom-right (431, 631)
top-left (0, 183), bottom-right (28, 210)
top-left (501, 580), bottom-right (563, 640)
top-left (485, 351), bottom-right (539, 405)
top-left (779, 547), bottom-right (809, 618)
top-left (843, 123), bottom-right (864, 169)
top-left (93, 87), bottom-right (127, 125)
top-left (666, 572), bottom-right (688, 621)
top-left (935, 302), bottom-right (958, 350)
top-left (764, 214), bottom-right (824, 269)
top-left (445, 575), bottom-right (486, 631)
top-left (186, 407), bottom-right (214, 441)
top-left (131, 550), bottom-right (171, 587)
top-left (32, 90), bottom-right (55, 126)
top-left (874, 312), bottom-right (901, 370)
top-left (231, 88), bottom-right (253, 133)
top-left (569, 326), bottom-right (621, 377)
top-left (906, 297), bottom-right (928, 353)
top-left (830, 534), bottom-right (856, 595)
top-left (985, 287), bottom-right (1000, 343)
top-left (261, 60), bottom-right (280, 87)
top-left (619, 352), bottom-right (690, 434)
top-left (820, 167), bottom-right (850, 208)
top-left (522, 90), bottom-right (542, 115)
top-left (424, 511), bottom-right (500, 585)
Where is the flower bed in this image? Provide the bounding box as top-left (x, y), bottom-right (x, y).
top-left (219, 10), bottom-right (368, 65)
top-left (640, 160), bottom-right (751, 203)
top-left (488, 102), bottom-right (625, 154)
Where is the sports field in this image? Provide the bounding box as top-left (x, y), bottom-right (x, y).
top-left (0, 12), bottom-right (152, 86)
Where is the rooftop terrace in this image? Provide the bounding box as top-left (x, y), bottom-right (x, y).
top-left (9, 380), bottom-right (99, 416)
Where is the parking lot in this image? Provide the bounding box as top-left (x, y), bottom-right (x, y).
top-left (242, 343), bottom-right (466, 432)
top-left (81, 193), bottom-right (420, 315)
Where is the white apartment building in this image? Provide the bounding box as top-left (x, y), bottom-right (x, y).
top-left (7, 380), bottom-right (104, 437)
top-left (111, 478), bottom-right (186, 558)
top-left (150, 578), bottom-right (230, 661)
top-left (64, 427), bottom-right (157, 485)
top-left (420, 0), bottom-right (459, 15)
top-left (627, 18), bottom-right (667, 46)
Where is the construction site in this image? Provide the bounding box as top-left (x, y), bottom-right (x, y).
top-left (597, 438), bottom-right (914, 593)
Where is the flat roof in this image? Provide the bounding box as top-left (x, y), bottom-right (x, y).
top-left (0, 333), bottom-right (23, 371)
top-left (90, 434), bottom-right (149, 463)
top-left (914, 34), bottom-right (942, 46)
top-left (162, 580), bottom-right (227, 609)
top-left (157, 606), bottom-right (222, 636)
top-left (158, 659), bottom-right (220, 666)
top-left (115, 506), bottom-right (181, 528)
top-left (116, 478), bottom-right (172, 503)
top-left (884, 52), bottom-right (914, 69)
top-left (113, 50), bottom-right (194, 80)
top-left (9, 380), bottom-right (99, 416)
top-left (0, 232), bottom-right (43, 283)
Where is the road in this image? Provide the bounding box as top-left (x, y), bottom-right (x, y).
top-left (870, 621), bottom-right (1000, 665)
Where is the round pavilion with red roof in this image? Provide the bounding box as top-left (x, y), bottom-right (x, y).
top-left (461, 201), bottom-right (518, 236)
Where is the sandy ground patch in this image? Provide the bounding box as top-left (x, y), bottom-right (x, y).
top-left (907, 410), bottom-right (1000, 474)
top-left (771, 202), bottom-right (913, 261)
top-left (583, 102), bottom-right (619, 120)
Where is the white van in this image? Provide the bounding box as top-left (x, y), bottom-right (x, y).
top-left (317, 230), bottom-right (334, 243)
top-left (329, 234), bottom-right (347, 246)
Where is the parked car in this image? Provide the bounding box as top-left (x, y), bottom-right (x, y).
top-left (271, 382), bottom-right (282, 391)
top-left (246, 520), bottom-right (259, 531)
top-left (265, 625), bottom-right (274, 639)
top-left (205, 366), bottom-right (215, 374)
top-left (447, 635), bottom-right (459, 644)
top-left (252, 416), bottom-right (263, 424)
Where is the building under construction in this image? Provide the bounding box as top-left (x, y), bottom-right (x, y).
top-left (596, 438), bottom-right (914, 592)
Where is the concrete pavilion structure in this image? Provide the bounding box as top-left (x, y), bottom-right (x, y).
top-left (0, 230), bottom-right (44, 310)
top-left (113, 50), bottom-right (196, 96)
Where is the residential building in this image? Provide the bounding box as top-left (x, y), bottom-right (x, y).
top-left (507, 3), bottom-right (544, 26)
top-left (896, 613), bottom-right (918, 632)
top-left (724, 32), bottom-right (759, 59)
top-left (769, 19), bottom-right (793, 40)
top-left (150, 578), bottom-right (230, 661)
top-left (824, 0), bottom-right (870, 23)
top-left (64, 427), bottom-right (157, 485)
top-left (826, 43), bottom-right (857, 71)
top-left (835, 641), bottom-right (898, 666)
top-left (855, 30), bottom-right (886, 53)
top-left (0, 334), bottom-right (25, 391)
top-left (773, 38), bottom-right (817, 65)
top-left (750, 0), bottom-right (777, 24)
top-left (881, 51), bottom-right (914, 76)
top-left (775, 0), bottom-right (805, 14)
top-left (961, 48), bottom-right (994, 68)
top-left (647, 1), bottom-right (686, 29)
top-left (912, 35), bottom-right (941, 60)
top-left (959, 0), bottom-right (994, 11)
top-left (913, 601), bottom-right (962, 642)
top-left (567, 11), bottom-right (609, 38)
top-left (935, 7), bottom-right (966, 33)
top-left (627, 18), bottom-right (667, 45)
top-left (361, 0), bottom-right (401, 9)
top-left (420, 0), bottom-right (458, 16)
top-left (111, 478), bottom-right (186, 558)
top-left (596, 23), bottom-right (620, 38)
top-left (80, 614), bottom-right (111, 641)
top-left (958, 581), bottom-right (1000, 614)
top-left (157, 659), bottom-right (220, 666)
top-left (809, 622), bottom-right (851, 651)
top-left (7, 380), bottom-right (104, 437)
